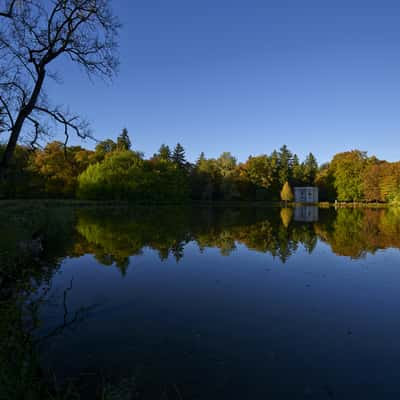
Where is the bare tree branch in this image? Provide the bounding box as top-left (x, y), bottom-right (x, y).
top-left (26, 115), bottom-right (41, 148)
top-left (0, 0), bottom-right (120, 175)
top-left (0, 94), bottom-right (14, 128)
top-left (34, 105), bottom-right (92, 144)
top-left (0, 0), bottom-right (17, 19)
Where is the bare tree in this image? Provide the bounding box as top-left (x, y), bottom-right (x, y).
top-left (0, 0), bottom-right (120, 176)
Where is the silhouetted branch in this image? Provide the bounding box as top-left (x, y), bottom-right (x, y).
top-left (34, 105), bottom-right (91, 148)
top-left (0, 0), bottom-right (120, 172)
top-left (0, 94), bottom-right (14, 128)
top-left (26, 115), bottom-right (40, 148)
top-left (0, 0), bottom-right (17, 19)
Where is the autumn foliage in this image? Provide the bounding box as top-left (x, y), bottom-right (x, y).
top-left (1, 135), bottom-right (400, 204)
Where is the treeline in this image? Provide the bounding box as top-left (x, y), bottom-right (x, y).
top-left (0, 129), bottom-right (318, 201)
top-left (1, 130), bottom-right (399, 203)
top-left (313, 150), bottom-right (400, 204)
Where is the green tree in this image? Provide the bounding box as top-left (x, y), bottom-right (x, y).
top-left (30, 142), bottom-right (92, 197)
top-left (192, 155), bottom-right (220, 200)
top-left (269, 150), bottom-right (281, 198)
top-left (241, 155), bottom-right (273, 188)
top-left (239, 155), bottom-right (274, 200)
top-left (216, 153), bottom-right (239, 200)
top-left (278, 145), bottom-right (293, 186)
top-left (146, 158), bottom-right (189, 202)
top-left (155, 144), bottom-right (171, 161)
top-left (331, 150), bottom-right (368, 201)
top-left (94, 139), bottom-right (117, 162)
top-left (291, 154), bottom-right (304, 185)
top-left (77, 151), bottom-right (145, 200)
top-left (117, 128), bottom-right (131, 151)
top-left (172, 143), bottom-right (186, 167)
top-left (217, 152), bottom-right (237, 176)
top-left (197, 152), bottom-right (206, 164)
top-left (78, 150), bottom-right (189, 202)
top-left (303, 152), bottom-right (318, 185)
top-left (315, 163), bottom-right (336, 201)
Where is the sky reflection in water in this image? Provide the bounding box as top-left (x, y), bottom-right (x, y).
top-left (33, 206), bottom-right (400, 399)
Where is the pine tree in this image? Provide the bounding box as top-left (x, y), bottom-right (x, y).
top-left (280, 181), bottom-right (294, 205)
top-left (172, 143), bottom-right (186, 167)
top-left (278, 145), bottom-right (293, 185)
top-left (303, 152), bottom-right (318, 185)
top-left (292, 154), bottom-right (304, 185)
top-left (117, 128), bottom-right (131, 151)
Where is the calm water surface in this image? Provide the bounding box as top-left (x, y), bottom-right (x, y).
top-left (6, 206), bottom-right (400, 399)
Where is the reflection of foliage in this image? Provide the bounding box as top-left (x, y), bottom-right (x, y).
top-left (292, 224), bottom-right (318, 253)
top-left (196, 229), bottom-right (237, 256)
top-left (73, 206), bottom-right (400, 271)
top-left (74, 207), bottom-right (194, 273)
top-left (0, 202), bottom-right (77, 267)
top-left (4, 203), bottom-right (400, 399)
top-left (316, 208), bottom-right (400, 258)
top-left (280, 208), bottom-right (293, 228)
top-left (74, 206), bottom-right (323, 266)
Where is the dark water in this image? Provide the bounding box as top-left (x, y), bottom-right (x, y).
top-left (3, 205), bottom-right (400, 399)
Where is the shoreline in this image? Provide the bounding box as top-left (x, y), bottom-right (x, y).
top-left (0, 199), bottom-right (393, 209)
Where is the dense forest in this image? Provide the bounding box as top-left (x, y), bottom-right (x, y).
top-left (1, 129), bottom-right (400, 204)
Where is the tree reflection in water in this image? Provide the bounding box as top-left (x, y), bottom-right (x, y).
top-left (2, 204), bottom-right (400, 398)
top-left (70, 206), bottom-right (400, 274)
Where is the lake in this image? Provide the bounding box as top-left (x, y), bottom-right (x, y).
top-left (2, 205), bottom-right (400, 399)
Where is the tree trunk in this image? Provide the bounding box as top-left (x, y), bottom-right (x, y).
top-left (0, 120), bottom-right (24, 175)
top-left (0, 68), bottom-right (46, 178)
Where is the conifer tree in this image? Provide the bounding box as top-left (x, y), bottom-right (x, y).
top-left (117, 128), bottom-right (131, 151)
top-left (172, 143), bottom-right (186, 167)
top-left (303, 152), bottom-right (318, 185)
top-left (278, 145), bottom-right (293, 185)
top-left (292, 154), bottom-right (304, 185)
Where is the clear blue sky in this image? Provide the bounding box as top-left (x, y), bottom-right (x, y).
top-left (46, 0), bottom-right (400, 164)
